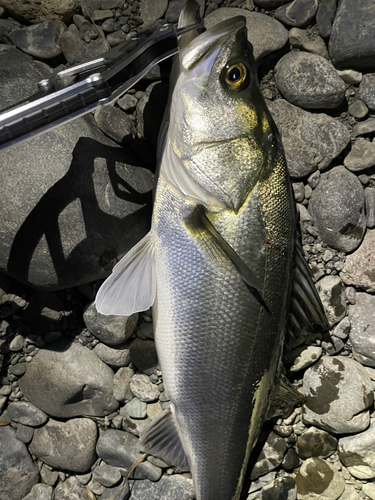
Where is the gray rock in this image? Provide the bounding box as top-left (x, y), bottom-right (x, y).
top-left (295, 457), bottom-right (345, 500)
top-left (106, 30), bottom-right (128, 48)
top-left (73, 14), bottom-right (98, 41)
top-left (30, 417), bottom-right (97, 473)
top-left (101, 18), bottom-right (116, 33)
top-left (165, 0), bottom-right (205, 22)
top-left (289, 27), bottom-right (329, 59)
top-left (366, 188), bottom-right (375, 228)
top-left (129, 374), bottom-right (159, 402)
top-left (250, 431), bottom-right (287, 480)
top-left (0, 0), bottom-right (79, 24)
top-left (128, 474), bottom-right (195, 500)
top-left (262, 477), bottom-right (297, 500)
top-left (93, 341), bottom-right (131, 368)
top-left (0, 18), bottom-right (21, 43)
top-left (9, 334), bottom-right (25, 351)
top-left (296, 426), bottom-right (337, 459)
top-left (18, 338), bottom-right (118, 418)
top-left (0, 47), bottom-right (153, 290)
top-left (363, 484), bottom-right (375, 500)
top-left (308, 166), bottom-right (365, 252)
top-left (15, 423), bottom-right (34, 444)
top-left (125, 398), bottom-right (147, 419)
top-left (308, 170), bottom-right (321, 189)
top-left (340, 230), bottom-right (375, 292)
top-left (288, 345), bottom-right (322, 372)
top-left (0, 426), bottom-right (39, 500)
top-left (96, 429), bottom-right (162, 481)
top-left (329, 0), bottom-right (375, 71)
top-left (100, 478), bottom-right (129, 500)
top-left (302, 356), bottom-right (373, 434)
top-left (94, 105), bottom-right (134, 145)
top-left (348, 100), bottom-right (368, 119)
top-left (316, 0), bottom-right (337, 38)
top-left (129, 338), bottom-right (159, 375)
top-left (87, 477), bottom-right (106, 496)
top-left (91, 9), bottom-right (113, 21)
top-left (118, 94), bottom-right (138, 113)
top-left (339, 484), bottom-right (361, 500)
top-left (344, 139), bottom-right (375, 172)
top-left (315, 275), bottom-right (347, 326)
top-left (337, 69), bottom-right (363, 85)
top-left (349, 292), bottom-right (375, 367)
top-left (113, 366), bottom-right (134, 403)
top-left (292, 182), bottom-right (305, 202)
top-left (84, 301), bottom-right (138, 346)
top-left (204, 9), bottom-right (288, 61)
top-left (339, 419), bottom-right (375, 479)
top-left (20, 483), bottom-right (54, 500)
top-left (7, 401), bottom-right (48, 427)
top-left (275, 52), bottom-right (345, 109)
top-left (54, 476), bottom-right (89, 500)
top-left (93, 463), bottom-right (122, 487)
top-left (102, 0), bottom-right (124, 8)
top-left (267, 100), bottom-right (350, 178)
top-left (8, 363), bottom-right (27, 377)
top-left (353, 118), bottom-right (375, 137)
top-left (282, 448), bottom-right (301, 471)
top-left (59, 25), bottom-right (111, 65)
top-left (39, 464), bottom-right (58, 487)
top-left (333, 316), bottom-right (350, 340)
top-left (81, 0), bottom-right (101, 17)
top-left (359, 73), bottom-right (375, 111)
top-left (140, 0), bottom-right (168, 28)
top-left (274, 0), bottom-right (318, 27)
top-left (10, 20), bottom-right (66, 59)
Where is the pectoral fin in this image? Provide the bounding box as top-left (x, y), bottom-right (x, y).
top-left (139, 404), bottom-right (190, 471)
top-left (95, 231), bottom-right (156, 316)
top-left (185, 205), bottom-right (270, 313)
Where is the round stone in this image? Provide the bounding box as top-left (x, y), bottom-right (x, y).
top-left (7, 401), bottom-right (48, 427)
top-left (129, 374), bottom-right (159, 403)
top-left (339, 419), bottom-right (375, 479)
top-left (295, 457), bottom-right (345, 500)
top-left (296, 426), bottom-right (337, 459)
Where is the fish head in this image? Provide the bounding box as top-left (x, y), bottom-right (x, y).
top-left (168, 15), bottom-right (281, 213)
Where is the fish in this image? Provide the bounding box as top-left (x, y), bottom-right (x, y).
top-left (95, 2), bottom-right (328, 498)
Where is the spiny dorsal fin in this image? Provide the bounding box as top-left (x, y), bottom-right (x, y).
top-left (139, 405), bottom-right (190, 471)
top-left (95, 231), bottom-right (156, 316)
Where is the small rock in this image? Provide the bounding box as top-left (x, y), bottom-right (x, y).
top-left (84, 301), bottom-right (138, 346)
top-left (40, 464), bottom-right (58, 487)
top-left (363, 483), bottom-right (375, 500)
top-left (129, 338), bottom-right (159, 375)
top-left (124, 398), bottom-right (147, 419)
top-left (262, 477), bottom-right (297, 500)
top-left (59, 25), bottom-right (109, 65)
top-left (93, 463), bottom-right (122, 487)
top-left (87, 477), bottom-right (106, 496)
top-left (0, 426), bottom-right (39, 500)
top-left (101, 17), bottom-right (116, 33)
top-left (302, 356), bottom-right (373, 434)
top-left (7, 401), bottom-right (47, 427)
top-left (129, 374), bottom-right (159, 403)
top-left (127, 474), bottom-right (195, 500)
top-left (93, 341), bottom-right (130, 369)
top-left (8, 363), bottom-right (27, 377)
top-left (333, 316), bottom-right (350, 340)
top-left (250, 431), bottom-right (287, 480)
top-left (282, 448), bottom-right (301, 470)
top-left (316, 0), bottom-right (337, 38)
top-left (349, 292), bottom-right (375, 367)
top-left (297, 203), bottom-right (312, 222)
top-left (73, 14), bottom-right (98, 41)
top-left (308, 166), bottom-right (366, 253)
top-left (54, 476), bottom-right (88, 500)
top-left (106, 30), bottom-right (127, 48)
top-left (9, 335), bottom-right (25, 351)
top-left (267, 99), bottom-right (350, 178)
top-left (113, 366), bottom-right (134, 403)
top-left (348, 100), bottom-right (368, 120)
top-left (292, 182), bottom-right (305, 202)
top-left (96, 429), bottom-right (162, 480)
top-left (275, 0), bottom-right (318, 27)
top-left (339, 419), bottom-right (375, 479)
top-left (337, 69), bottom-right (363, 85)
top-left (295, 457), bottom-right (345, 500)
top-left (117, 94), bottom-right (138, 113)
top-left (94, 106), bottom-right (134, 145)
top-left (20, 483), bottom-right (54, 500)
top-left (315, 275), bottom-right (347, 326)
top-left (340, 230), bottom-right (375, 292)
top-left (15, 423), bottom-right (34, 444)
top-left (353, 118), bottom-right (375, 137)
top-left (289, 27), bottom-right (329, 59)
top-left (140, 0), bottom-right (168, 28)
top-left (308, 170), bottom-right (320, 189)
top-left (339, 484), bottom-right (361, 500)
top-left (288, 345), bottom-right (322, 372)
top-left (365, 188), bottom-right (375, 228)
top-left (344, 138), bottom-right (375, 172)
top-left (296, 426), bottom-right (337, 459)
top-left (10, 21), bottom-right (67, 59)
top-left (275, 52), bottom-right (344, 109)
top-left (100, 478), bottom-right (129, 500)
top-left (359, 73), bottom-right (375, 110)
top-left (91, 9), bottom-right (113, 21)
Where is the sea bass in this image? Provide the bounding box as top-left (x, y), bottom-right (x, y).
top-left (96, 4), bottom-right (327, 499)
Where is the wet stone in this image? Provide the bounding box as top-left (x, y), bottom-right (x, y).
top-left (129, 374), bottom-right (159, 403)
top-left (113, 366), bottom-right (134, 403)
top-left (21, 483), bottom-right (54, 500)
top-left (274, 0), bottom-right (318, 27)
top-left (295, 457), bottom-right (345, 500)
top-left (344, 138), bottom-right (375, 172)
top-left (340, 230), bottom-right (375, 292)
top-left (250, 431), bottom-right (287, 480)
top-left (348, 100), bottom-right (368, 119)
top-left (302, 356), bottom-right (373, 434)
top-left (10, 20), bottom-right (67, 59)
top-left (339, 419), bottom-right (375, 479)
top-left (296, 426), bottom-right (337, 459)
top-left (308, 166), bottom-right (366, 253)
top-left (30, 417), bottom-right (97, 473)
top-left (349, 292), bottom-right (375, 367)
top-left (275, 52), bottom-right (345, 109)
top-left (124, 397), bottom-right (147, 419)
top-left (93, 463), bottom-right (122, 487)
top-left (7, 401), bottom-right (48, 427)
top-left (365, 187), bottom-right (375, 228)
top-left (359, 74), bottom-right (375, 111)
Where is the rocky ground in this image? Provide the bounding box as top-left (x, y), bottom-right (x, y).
top-left (1, 0), bottom-right (375, 499)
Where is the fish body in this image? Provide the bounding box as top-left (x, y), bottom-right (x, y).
top-left (96, 7), bottom-right (325, 500)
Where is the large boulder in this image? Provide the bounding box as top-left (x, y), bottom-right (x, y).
top-left (0, 47), bottom-right (153, 290)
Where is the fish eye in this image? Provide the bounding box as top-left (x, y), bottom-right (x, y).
top-left (224, 63), bottom-right (247, 91)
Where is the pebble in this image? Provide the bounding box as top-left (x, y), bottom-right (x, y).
top-left (118, 94), bottom-right (138, 113)
top-left (59, 25), bottom-right (109, 65)
top-left (365, 187), bottom-right (375, 228)
top-left (129, 374), bottom-right (159, 403)
top-left (106, 30), bottom-right (128, 48)
top-left (288, 345), bottom-right (322, 372)
top-left (9, 334), bottom-right (25, 351)
top-left (54, 476), bottom-right (88, 500)
top-left (329, 0), bottom-right (375, 71)
top-left (333, 316), bottom-right (350, 340)
top-left (7, 401), bottom-right (47, 427)
top-left (267, 100), bottom-right (350, 178)
top-left (73, 14), bottom-right (98, 41)
top-left (40, 464), bottom-right (58, 487)
top-left (21, 483), bottom-right (54, 500)
top-left (0, 426), bottom-right (39, 500)
top-left (339, 419), bottom-right (375, 479)
top-left (282, 448), bottom-right (301, 470)
top-left (129, 338), bottom-right (159, 375)
top-left (340, 230), bottom-right (375, 292)
top-left (140, 0), bottom-right (168, 28)
top-left (18, 338), bottom-right (118, 418)
top-left (302, 356), bottom-right (373, 434)
top-left (93, 463), bottom-right (122, 487)
top-left (296, 426), bottom-right (337, 459)
top-left (204, 9), bottom-right (288, 61)
top-left (10, 20), bottom-right (67, 59)
top-left (349, 292), bottom-right (375, 367)
top-left (91, 9), bottom-right (113, 21)
top-left (250, 431), bottom-right (287, 480)
top-left (308, 166), bottom-right (366, 253)
top-left (274, 0), bottom-right (318, 27)
top-left (100, 478), bottom-right (129, 500)
top-left (308, 170), bottom-right (321, 189)
top-left (316, 0), bottom-right (337, 38)
top-left (289, 28), bottom-right (329, 59)
top-left (94, 106), bottom-right (134, 145)
top-left (295, 457), bottom-right (345, 500)
top-left (128, 474), bottom-right (195, 500)
top-left (30, 417), bottom-right (97, 473)
top-left (337, 69), bottom-right (363, 85)
top-left (125, 397), bottom-right (147, 419)
top-left (275, 52), bottom-right (345, 109)
top-left (344, 138), bottom-right (375, 172)
top-left (353, 118), bottom-right (375, 137)
top-left (113, 366), bottom-right (134, 403)
top-left (93, 341), bottom-right (130, 368)
top-left (96, 429), bottom-right (162, 481)
top-left (292, 182), bottom-right (305, 202)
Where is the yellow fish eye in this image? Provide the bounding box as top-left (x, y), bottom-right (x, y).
top-left (224, 63), bottom-right (247, 91)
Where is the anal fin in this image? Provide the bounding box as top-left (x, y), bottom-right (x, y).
top-left (138, 405), bottom-right (190, 472)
